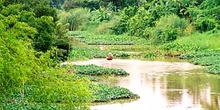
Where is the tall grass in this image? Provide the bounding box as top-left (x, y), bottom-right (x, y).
top-left (175, 32), bottom-right (220, 50)
top-left (174, 31), bottom-right (220, 74)
top-left (160, 31), bottom-right (220, 52)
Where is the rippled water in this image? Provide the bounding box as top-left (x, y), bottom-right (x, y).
top-left (67, 59), bottom-right (220, 110)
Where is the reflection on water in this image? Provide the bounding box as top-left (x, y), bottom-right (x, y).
top-left (70, 59), bottom-right (220, 110)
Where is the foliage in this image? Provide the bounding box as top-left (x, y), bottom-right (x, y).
top-left (77, 34), bottom-right (149, 45)
top-left (161, 42), bottom-right (208, 52)
top-left (96, 20), bottom-right (116, 34)
top-left (66, 31), bottom-right (93, 38)
top-left (112, 0), bottom-right (196, 37)
top-left (188, 0), bottom-right (220, 32)
top-left (0, 102), bottom-right (89, 110)
top-left (31, 16), bottom-right (56, 52)
top-left (91, 84), bottom-right (139, 102)
top-left (1, 2), bottom-right (70, 60)
top-left (180, 52), bottom-right (220, 59)
top-left (194, 17), bottom-right (218, 32)
top-left (74, 64), bottom-right (129, 76)
top-left (1, 36), bottom-right (93, 110)
top-left (138, 51), bottom-right (158, 59)
top-left (63, 0), bottom-right (140, 11)
top-left (59, 8), bottom-right (91, 31)
top-left (63, 0), bottom-right (100, 11)
top-left (110, 0), bottom-right (220, 40)
top-left (150, 14), bottom-right (189, 43)
top-left (69, 46), bottom-right (130, 60)
top-left (0, 2), bottom-right (94, 109)
top-left (190, 56), bottom-right (220, 66)
top-left (180, 51), bottom-right (220, 74)
top-left (205, 64), bottom-right (220, 75)
top-left (50, 0), bottom-right (65, 9)
top-left (0, 21), bottom-right (38, 100)
top-left (160, 32), bottom-right (220, 53)
top-left (80, 35), bottom-right (133, 45)
top-left (111, 6), bottom-right (138, 35)
top-left (126, 6), bottom-right (152, 38)
top-left (0, 21), bottom-right (94, 106)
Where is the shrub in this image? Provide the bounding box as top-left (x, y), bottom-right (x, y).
top-left (195, 17), bottom-right (218, 32)
top-left (59, 8), bottom-right (91, 31)
top-left (96, 20), bottom-right (117, 34)
top-left (150, 14), bottom-right (189, 44)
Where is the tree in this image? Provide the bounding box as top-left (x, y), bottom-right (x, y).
top-left (0, 13), bottom-right (93, 109)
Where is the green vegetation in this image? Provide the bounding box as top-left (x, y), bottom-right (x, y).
top-left (179, 51), bottom-right (220, 74)
top-left (161, 32), bottom-right (220, 52)
top-left (2, 0), bottom-right (220, 109)
top-left (70, 46), bottom-right (131, 60)
top-left (92, 84), bottom-right (139, 102)
top-left (0, 1), bottom-right (94, 108)
top-left (0, 0), bottom-right (138, 109)
top-left (74, 64), bottom-right (128, 76)
top-left (0, 102), bottom-right (85, 110)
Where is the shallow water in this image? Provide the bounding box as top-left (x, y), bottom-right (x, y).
top-left (68, 59), bottom-right (220, 110)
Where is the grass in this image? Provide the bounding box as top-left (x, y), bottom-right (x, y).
top-left (69, 46), bottom-right (131, 60)
top-left (160, 32), bottom-right (220, 53)
top-left (68, 31), bottom-right (150, 45)
top-left (159, 31), bottom-right (220, 74)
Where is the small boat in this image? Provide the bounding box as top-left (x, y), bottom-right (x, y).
top-left (106, 53), bottom-right (113, 60)
top-left (107, 57), bottom-right (113, 60)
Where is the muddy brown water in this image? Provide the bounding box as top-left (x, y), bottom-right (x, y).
top-left (64, 59), bottom-right (220, 110)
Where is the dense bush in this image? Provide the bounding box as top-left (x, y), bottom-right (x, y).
top-left (0, 3), bottom-right (94, 108)
top-left (0, 36), bottom-right (93, 110)
top-left (194, 17), bottom-right (218, 32)
top-left (111, 6), bottom-right (138, 35)
top-left (188, 0), bottom-right (220, 32)
top-left (1, 2), bottom-right (70, 60)
top-left (150, 15), bottom-right (189, 43)
top-left (59, 8), bottom-right (91, 31)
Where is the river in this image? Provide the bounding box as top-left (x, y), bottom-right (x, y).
top-left (69, 59), bottom-right (220, 110)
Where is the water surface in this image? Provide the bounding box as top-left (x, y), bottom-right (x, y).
top-left (70, 59), bottom-right (220, 110)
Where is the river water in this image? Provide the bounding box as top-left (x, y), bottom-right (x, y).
top-left (70, 59), bottom-right (220, 110)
